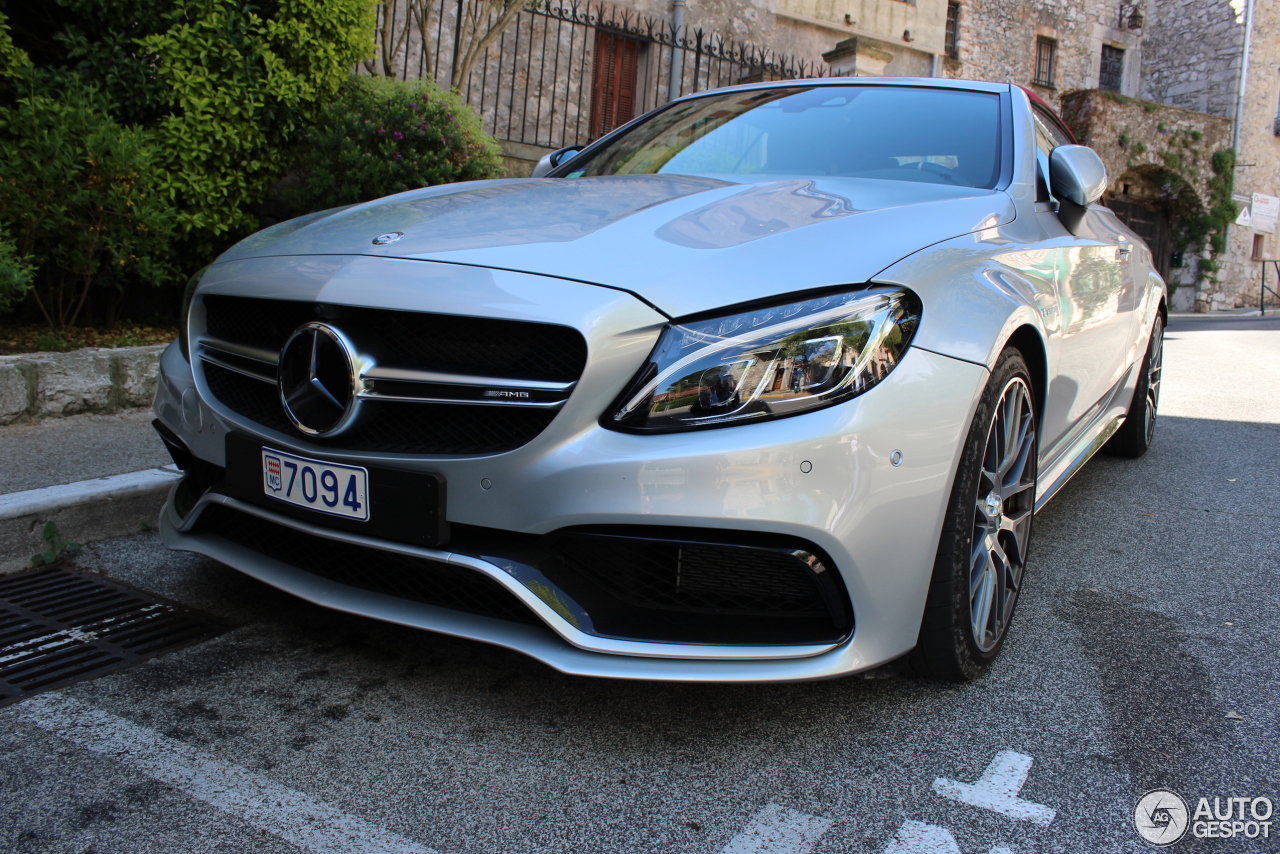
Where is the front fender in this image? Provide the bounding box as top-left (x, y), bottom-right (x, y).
top-left (873, 230), bottom-right (1052, 371)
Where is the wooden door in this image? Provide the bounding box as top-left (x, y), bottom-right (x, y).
top-left (590, 31), bottom-right (641, 140)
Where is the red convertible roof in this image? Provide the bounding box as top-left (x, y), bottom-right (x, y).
top-left (1017, 85), bottom-right (1079, 143)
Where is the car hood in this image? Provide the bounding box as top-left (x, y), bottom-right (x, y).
top-left (220, 175), bottom-right (1014, 317)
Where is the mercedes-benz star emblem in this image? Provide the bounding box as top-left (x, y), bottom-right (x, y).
top-left (372, 231), bottom-right (404, 245)
top-left (278, 323), bottom-right (359, 436)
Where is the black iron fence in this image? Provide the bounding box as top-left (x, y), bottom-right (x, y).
top-left (368, 0), bottom-right (827, 150)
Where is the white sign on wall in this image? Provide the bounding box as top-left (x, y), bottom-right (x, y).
top-left (1251, 193), bottom-right (1279, 234)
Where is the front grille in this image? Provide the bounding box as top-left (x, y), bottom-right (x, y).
top-left (195, 505), bottom-right (538, 625)
top-left (203, 296), bottom-right (588, 382)
top-left (198, 295), bottom-right (583, 455)
top-left (203, 363), bottom-right (555, 455)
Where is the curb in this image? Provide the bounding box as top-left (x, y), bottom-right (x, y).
top-left (0, 344), bottom-right (166, 426)
top-left (0, 467), bottom-right (182, 574)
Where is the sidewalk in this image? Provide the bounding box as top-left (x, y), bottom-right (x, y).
top-left (0, 410), bottom-right (179, 572)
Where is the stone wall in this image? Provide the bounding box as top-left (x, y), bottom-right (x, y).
top-left (0, 345), bottom-right (165, 426)
top-left (1061, 90), bottom-right (1233, 207)
top-left (775, 0), bottom-right (946, 72)
top-left (1140, 1), bottom-right (1244, 118)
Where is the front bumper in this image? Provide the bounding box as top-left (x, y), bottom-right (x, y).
top-left (154, 256), bottom-right (989, 681)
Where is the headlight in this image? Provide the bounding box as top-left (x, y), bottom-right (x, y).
top-left (604, 287), bottom-right (920, 433)
top-left (177, 266), bottom-right (209, 362)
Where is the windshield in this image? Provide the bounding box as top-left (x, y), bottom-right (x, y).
top-left (562, 85), bottom-right (1003, 189)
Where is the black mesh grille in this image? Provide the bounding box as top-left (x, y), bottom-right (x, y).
top-left (202, 296), bottom-right (587, 382)
top-left (196, 505), bottom-right (538, 625)
top-left (204, 296), bottom-right (314, 353)
top-left (203, 362), bottom-right (558, 456)
top-left (552, 534), bottom-right (832, 618)
top-left (203, 362), bottom-right (294, 433)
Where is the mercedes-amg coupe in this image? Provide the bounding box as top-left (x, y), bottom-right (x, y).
top-left (154, 78), bottom-right (1165, 682)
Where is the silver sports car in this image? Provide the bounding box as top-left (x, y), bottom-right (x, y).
top-left (154, 78), bottom-right (1165, 682)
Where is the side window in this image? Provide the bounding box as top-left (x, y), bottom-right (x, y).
top-left (1033, 123), bottom-right (1055, 202)
top-left (1032, 109), bottom-right (1073, 203)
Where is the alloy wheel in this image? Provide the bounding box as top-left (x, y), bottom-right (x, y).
top-left (1143, 325), bottom-right (1163, 446)
top-left (969, 377), bottom-right (1036, 653)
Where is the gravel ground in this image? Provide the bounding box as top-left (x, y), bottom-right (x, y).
top-left (0, 317), bottom-right (1276, 854)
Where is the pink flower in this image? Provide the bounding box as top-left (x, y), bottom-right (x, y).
top-left (393, 153), bottom-right (403, 159)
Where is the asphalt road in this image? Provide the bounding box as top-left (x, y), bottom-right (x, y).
top-left (0, 409), bottom-right (170, 494)
top-left (2, 317), bottom-right (1278, 854)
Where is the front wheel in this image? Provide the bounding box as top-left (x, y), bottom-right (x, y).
top-left (912, 349), bottom-right (1038, 681)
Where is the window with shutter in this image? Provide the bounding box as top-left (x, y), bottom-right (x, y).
top-left (590, 31), bottom-right (642, 140)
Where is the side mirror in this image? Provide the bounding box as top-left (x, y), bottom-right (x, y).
top-left (1048, 145), bottom-right (1107, 207)
top-left (1049, 145), bottom-right (1107, 235)
top-left (531, 146), bottom-right (583, 178)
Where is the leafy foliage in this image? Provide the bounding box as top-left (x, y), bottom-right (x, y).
top-left (0, 78), bottom-right (176, 328)
top-left (280, 75), bottom-right (502, 218)
top-left (0, 224), bottom-right (35, 313)
top-left (0, 0), bottom-right (383, 328)
top-left (137, 0), bottom-right (379, 243)
top-left (0, 10), bottom-right (28, 78)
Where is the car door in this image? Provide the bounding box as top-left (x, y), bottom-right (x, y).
top-left (1031, 110), bottom-right (1137, 458)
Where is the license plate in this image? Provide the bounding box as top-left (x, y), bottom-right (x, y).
top-left (260, 448), bottom-right (369, 521)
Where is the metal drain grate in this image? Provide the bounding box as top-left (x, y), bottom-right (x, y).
top-left (0, 567), bottom-right (225, 707)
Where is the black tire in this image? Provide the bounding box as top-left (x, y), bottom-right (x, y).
top-left (1103, 315), bottom-right (1164, 459)
top-left (912, 348), bottom-right (1038, 682)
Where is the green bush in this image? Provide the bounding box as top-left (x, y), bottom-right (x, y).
top-left (0, 11), bottom-right (27, 79)
top-left (9, 0), bottom-right (377, 251)
top-left (280, 75), bottom-right (503, 218)
top-left (0, 77), bottom-right (175, 328)
top-left (137, 0), bottom-right (379, 244)
top-left (0, 225), bottom-right (35, 313)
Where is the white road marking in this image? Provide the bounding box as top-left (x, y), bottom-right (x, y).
top-left (881, 821), bottom-right (1014, 854)
top-left (720, 803), bottom-right (833, 854)
top-left (932, 750), bottom-right (1056, 826)
top-left (882, 820), bottom-right (962, 854)
top-left (14, 692), bottom-right (437, 854)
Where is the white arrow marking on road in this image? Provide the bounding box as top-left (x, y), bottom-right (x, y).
top-left (932, 750), bottom-right (1056, 826)
top-left (720, 803), bottom-right (833, 854)
top-left (883, 820), bottom-right (962, 854)
top-left (881, 820), bottom-right (1014, 854)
